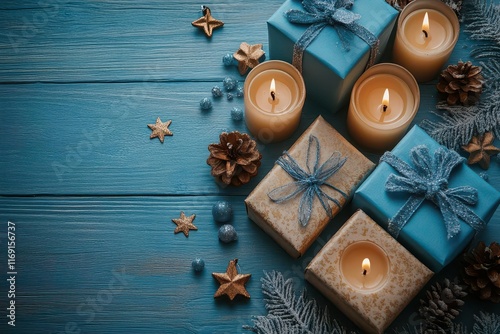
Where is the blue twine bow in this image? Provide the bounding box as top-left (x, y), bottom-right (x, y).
top-left (268, 135), bottom-right (348, 227)
top-left (380, 145), bottom-right (485, 239)
top-left (284, 0), bottom-right (379, 73)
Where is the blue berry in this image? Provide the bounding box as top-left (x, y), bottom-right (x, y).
top-left (218, 224), bottom-right (238, 243)
top-left (192, 258), bottom-right (205, 272)
top-left (212, 86), bottom-right (223, 98)
top-left (222, 53), bottom-right (234, 66)
top-left (223, 77), bottom-right (237, 91)
top-left (231, 107), bottom-right (243, 121)
top-left (200, 97), bottom-right (212, 110)
top-left (236, 86), bottom-right (244, 98)
top-left (227, 92), bottom-right (234, 101)
top-left (212, 201), bottom-right (233, 222)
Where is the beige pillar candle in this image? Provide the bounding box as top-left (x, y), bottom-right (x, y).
top-left (244, 60), bottom-right (306, 143)
top-left (393, 0), bottom-right (459, 82)
top-left (347, 63), bottom-right (420, 152)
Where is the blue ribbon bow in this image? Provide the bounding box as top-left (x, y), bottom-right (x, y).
top-left (284, 0), bottom-right (379, 73)
top-left (268, 135), bottom-right (348, 227)
top-left (380, 145), bottom-right (485, 239)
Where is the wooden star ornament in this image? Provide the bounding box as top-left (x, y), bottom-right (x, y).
top-left (191, 6), bottom-right (224, 38)
top-left (148, 117), bottom-right (172, 143)
top-left (462, 132), bottom-right (500, 170)
top-left (212, 259), bottom-right (251, 300)
top-left (172, 211), bottom-right (197, 237)
top-left (233, 42), bottom-right (265, 75)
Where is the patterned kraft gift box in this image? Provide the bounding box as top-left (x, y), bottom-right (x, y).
top-left (353, 125), bottom-right (500, 272)
top-left (267, 0), bottom-right (398, 113)
top-left (245, 116), bottom-right (375, 258)
top-left (305, 210), bottom-right (433, 334)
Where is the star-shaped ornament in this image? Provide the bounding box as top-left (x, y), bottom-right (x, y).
top-left (191, 6), bottom-right (224, 37)
top-left (233, 42), bottom-right (265, 75)
top-left (462, 132), bottom-right (500, 170)
top-left (212, 259), bottom-right (251, 300)
top-left (172, 211), bottom-right (197, 237)
top-left (148, 117), bottom-right (172, 143)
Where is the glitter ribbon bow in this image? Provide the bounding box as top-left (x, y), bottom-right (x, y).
top-left (268, 135), bottom-right (348, 227)
top-left (284, 0), bottom-right (379, 72)
top-left (381, 145), bottom-right (485, 239)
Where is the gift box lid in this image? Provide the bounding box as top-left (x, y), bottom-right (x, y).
top-left (245, 116), bottom-right (375, 258)
top-left (354, 125), bottom-right (500, 271)
top-left (267, 0), bottom-right (398, 79)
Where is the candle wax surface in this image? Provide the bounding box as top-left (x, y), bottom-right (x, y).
top-left (402, 9), bottom-right (454, 52)
top-left (355, 74), bottom-right (414, 125)
top-left (249, 70), bottom-right (299, 114)
top-left (341, 241), bottom-right (390, 291)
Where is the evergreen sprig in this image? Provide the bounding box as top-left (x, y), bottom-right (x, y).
top-left (421, 0), bottom-right (500, 149)
top-left (244, 271), bottom-right (350, 334)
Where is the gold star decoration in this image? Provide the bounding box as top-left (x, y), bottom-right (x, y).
top-left (233, 42), bottom-right (265, 75)
top-left (462, 132), bottom-right (500, 170)
top-left (148, 117), bottom-right (173, 143)
top-left (212, 259), bottom-right (251, 300)
top-left (171, 211), bottom-right (197, 237)
top-left (191, 6), bottom-right (224, 38)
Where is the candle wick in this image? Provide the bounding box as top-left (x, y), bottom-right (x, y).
top-left (383, 104), bottom-right (388, 112)
top-left (362, 269), bottom-right (367, 276)
top-left (270, 91), bottom-right (276, 101)
top-left (422, 30), bottom-right (428, 38)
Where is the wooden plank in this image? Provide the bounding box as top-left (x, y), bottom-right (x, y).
top-left (0, 0), bottom-right (482, 83)
top-left (0, 0), bottom-right (282, 83)
top-left (0, 196), bottom-right (498, 333)
top-left (4, 81), bottom-right (498, 196)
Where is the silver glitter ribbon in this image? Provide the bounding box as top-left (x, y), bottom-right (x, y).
top-left (284, 0), bottom-right (379, 73)
top-left (268, 135), bottom-right (348, 227)
top-left (380, 145), bottom-right (485, 239)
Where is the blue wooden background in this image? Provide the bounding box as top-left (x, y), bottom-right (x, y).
top-left (0, 0), bottom-right (498, 333)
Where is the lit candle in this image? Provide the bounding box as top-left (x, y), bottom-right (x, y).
top-left (347, 63), bottom-right (420, 152)
top-left (393, 0), bottom-right (459, 82)
top-left (340, 241), bottom-right (389, 291)
top-left (244, 60), bottom-right (306, 143)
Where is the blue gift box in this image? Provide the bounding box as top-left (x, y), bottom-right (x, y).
top-left (353, 126), bottom-right (500, 272)
top-left (267, 0), bottom-right (398, 113)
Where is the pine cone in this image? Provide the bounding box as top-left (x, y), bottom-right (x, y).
top-left (437, 61), bottom-right (484, 106)
top-left (207, 131), bottom-right (262, 186)
top-left (463, 241), bottom-right (500, 303)
top-left (419, 278), bottom-right (467, 333)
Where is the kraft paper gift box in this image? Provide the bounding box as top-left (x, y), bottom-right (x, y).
top-left (305, 210), bottom-right (433, 334)
top-left (245, 116), bottom-right (375, 258)
top-left (267, 0), bottom-right (398, 112)
top-left (353, 125), bottom-right (500, 272)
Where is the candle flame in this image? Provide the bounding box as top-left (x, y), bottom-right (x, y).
top-left (270, 78), bottom-right (276, 101)
top-left (422, 12), bottom-right (429, 37)
top-left (362, 258), bottom-right (371, 275)
top-left (382, 88), bottom-right (389, 112)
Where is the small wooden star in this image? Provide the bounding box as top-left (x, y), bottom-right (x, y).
top-left (191, 6), bottom-right (224, 38)
top-left (462, 132), bottom-right (500, 170)
top-left (172, 211), bottom-right (197, 237)
top-left (233, 42), bottom-right (265, 75)
top-left (212, 259), bottom-right (251, 300)
top-left (148, 117), bottom-right (172, 143)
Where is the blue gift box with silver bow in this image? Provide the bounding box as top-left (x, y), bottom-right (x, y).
top-left (353, 126), bottom-right (500, 272)
top-left (267, 0), bottom-right (398, 112)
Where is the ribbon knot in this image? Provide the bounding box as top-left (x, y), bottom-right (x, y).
top-left (425, 178), bottom-right (448, 200)
top-left (285, 0), bottom-right (379, 73)
top-left (268, 135), bottom-right (348, 227)
top-left (380, 145), bottom-right (485, 239)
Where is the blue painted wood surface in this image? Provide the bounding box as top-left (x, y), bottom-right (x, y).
top-left (0, 0), bottom-right (499, 333)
